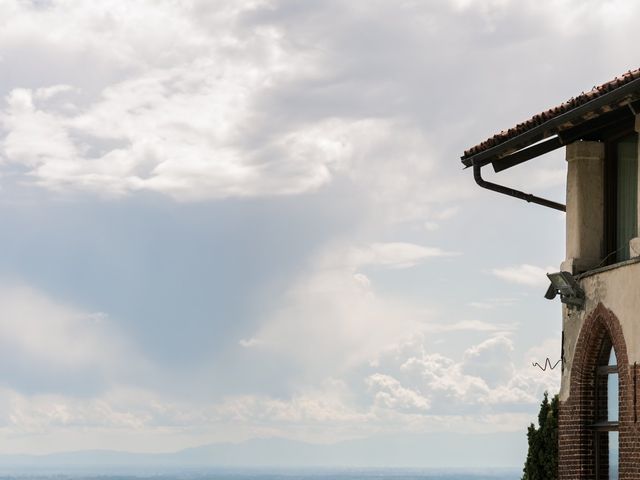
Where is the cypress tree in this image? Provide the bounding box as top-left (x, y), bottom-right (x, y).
top-left (522, 391), bottom-right (559, 480)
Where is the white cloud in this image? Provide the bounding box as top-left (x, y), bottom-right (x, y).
top-left (0, 0), bottom-right (477, 220)
top-left (0, 283), bottom-right (143, 393)
top-left (462, 335), bottom-right (515, 387)
top-left (239, 239), bottom-right (455, 375)
top-left (449, 0), bottom-right (640, 35)
top-left (366, 373), bottom-right (431, 411)
top-left (0, 278), bottom-right (555, 451)
top-left (0, 85), bottom-right (455, 207)
top-left (491, 264), bottom-right (555, 287)
top-left (469, 298), bottom-right (517, 309)
top-left (530, 167), bottom-right (567, 189)
top-left (238, 337), bottom-right (263, 348)
top-left (434, 207), bottom-right (460, 220)
top-left (399, 350), bottom-right (489, 404)
top-left (246, 265), bottom-right (425, 374)
top-left (0, 0), bottom-right (329, 200)
top-left (34, 84), bottom-right (75, 100)
top-left (348, 242), bottom-right (456, 269)
top-left (424, 319), bottom-right (513, 332)
top-left (3, 89), bottom-right (77, 172)
top-left (0, 385), bottom-right (238, 453)
top-left (216, 379), bottom-right (367, 427)
top-left (380, 333), bottom-right (559, 409)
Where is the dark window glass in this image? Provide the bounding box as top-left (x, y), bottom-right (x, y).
top-left (615, 134), bottom-right (638, 262)
top-left (606, 132), bottom-right (638, 264)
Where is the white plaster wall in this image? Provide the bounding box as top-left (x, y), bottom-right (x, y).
top-left (560, 261), bottom-right (640, 401)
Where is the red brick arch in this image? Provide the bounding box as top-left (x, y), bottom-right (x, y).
top-left (559, 303), bottom-right (640, 479)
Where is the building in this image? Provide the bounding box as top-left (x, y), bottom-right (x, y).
top-left (461, 69), bottom-right (640, 480)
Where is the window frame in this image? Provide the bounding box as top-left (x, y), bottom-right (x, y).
top-left (592, 339), bottom-right (619, 479)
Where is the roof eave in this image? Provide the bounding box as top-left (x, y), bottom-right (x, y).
top-left (461, 76), bottom-right (640, 168)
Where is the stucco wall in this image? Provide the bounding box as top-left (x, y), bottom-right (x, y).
top-left (565, 141), bottom-right (604, 273)
top-left (560, 260), bottom-right (640, 402)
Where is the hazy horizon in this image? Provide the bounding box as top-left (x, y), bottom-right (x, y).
top-left (0, 433), bottom-right (526, 470)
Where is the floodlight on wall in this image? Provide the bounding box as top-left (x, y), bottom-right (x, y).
top-left (544, 271), bottom-right (585, 309)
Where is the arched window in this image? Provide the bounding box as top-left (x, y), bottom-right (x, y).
top-left (593, 339), bottom-right (619, 480)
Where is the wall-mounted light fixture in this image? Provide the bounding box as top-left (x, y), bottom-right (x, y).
top-left (544, 271), bottom-right (585, 309)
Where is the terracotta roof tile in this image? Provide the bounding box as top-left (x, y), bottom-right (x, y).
top-left (462, 68), bottom-right (640, 159)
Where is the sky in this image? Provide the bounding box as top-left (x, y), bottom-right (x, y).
top-left (0, 0), bottom-right (639, 467)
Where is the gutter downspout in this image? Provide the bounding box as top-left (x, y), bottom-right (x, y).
top-left (472, 162), bottom-right (566, 212)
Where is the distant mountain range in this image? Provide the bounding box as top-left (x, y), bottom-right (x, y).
top-left (0, 432), bottom-right (525, 471)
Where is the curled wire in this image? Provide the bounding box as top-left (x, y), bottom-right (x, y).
top-left (532, 358), bottom-right (562, 371)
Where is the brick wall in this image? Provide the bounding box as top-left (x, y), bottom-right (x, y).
top-left (559, 303), bottom-right (640, 479)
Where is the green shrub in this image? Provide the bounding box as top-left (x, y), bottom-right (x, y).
top-left (522, 391), bottom-right (559, 480)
